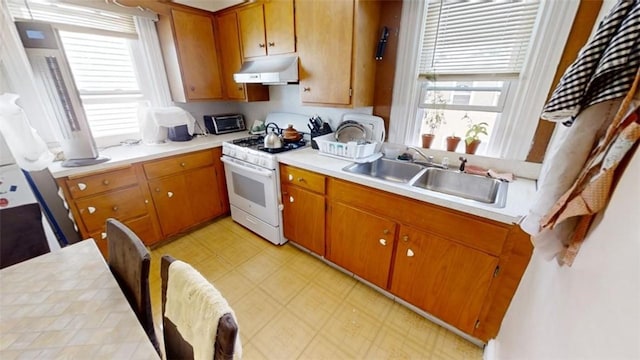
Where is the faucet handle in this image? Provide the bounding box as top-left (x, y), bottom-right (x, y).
top-left (428, 155), bottom-right (435, 163)
top-left (458, 157), bottom-right (468, 172)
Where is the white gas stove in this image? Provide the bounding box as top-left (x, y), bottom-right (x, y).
top-left (220, 112), bottom-right (312, 245)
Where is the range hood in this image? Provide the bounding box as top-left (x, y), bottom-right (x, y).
top-left (233, 56), bottom-right (298, 85)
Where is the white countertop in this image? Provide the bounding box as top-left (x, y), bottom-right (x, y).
top-left (48, 132), bottom-right (248, 178)
top-left (278, 148), bottom-right (536, 225)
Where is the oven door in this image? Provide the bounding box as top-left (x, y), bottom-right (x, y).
top-left (221, 156), bottom-right (280, 226)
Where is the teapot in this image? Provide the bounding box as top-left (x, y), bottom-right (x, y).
top-left (263, 123), bottom-right (283, 149)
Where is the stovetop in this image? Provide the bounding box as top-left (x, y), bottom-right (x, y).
top-left (229, 135), bottom-right (307, 154)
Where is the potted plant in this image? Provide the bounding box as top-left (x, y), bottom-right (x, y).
top-left (465, 121), bottom-right (488, 154)
top-left (445, 133), bottom-right (461, 152)
top-left (422, 92), bottom-right (446, 148)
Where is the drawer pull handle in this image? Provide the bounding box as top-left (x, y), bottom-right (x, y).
top-left (379, 239), bottom-right (387, 246)
top-left (383, 229), bottom-right (390, 235)
top-left (102, 179), bottom-right (110, 185)
top-left (407, 249), bottom-right (415, 257)
top-left (402, 235), bottom-right (408, 242)
top-left (238, 86), bottom-right (243, 91)
top-left (88, 206), bottom-right (96, 214)
top-left (297, 177), bottom-right (305, 182)
top-left (112, 206), bottom-right (118, 212)
top-left (303, 87), bottom-right (310, 92)
top-left (167, 191), bottom-right (174, 198)
top-left (289, 196), bottom-right (294, 203)
top-left (180, 162), bottom-right (186, 167)
top-left (78, 183), bottom-right (87, 191)
top-left (101, 232), bottom-right (107, 239)
top-left (268, 42), bottom-right (275, 47)
top-left (288, 174), bottom-right (293, 181)
top-left (258, 43), bottom-right (265, 48)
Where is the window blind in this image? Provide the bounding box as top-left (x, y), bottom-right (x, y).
top-left (419, 0), bottom-right (540, 77)
top-left (58, 31), bottom-right (142, 137)
top-left (7, 0), bottom-right (137, 36)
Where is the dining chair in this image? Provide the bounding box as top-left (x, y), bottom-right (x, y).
top-left (106, 218), bottom-right (161, 355)
top-left (161, 254), bottom-right (239, 360)
top-left (0, 203), bottom-right (50, 269)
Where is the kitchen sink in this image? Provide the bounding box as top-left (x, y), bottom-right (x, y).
top-left (411, 168), bottom-right (508, 207)
top-left (342, 158), bottom-right (425, 183)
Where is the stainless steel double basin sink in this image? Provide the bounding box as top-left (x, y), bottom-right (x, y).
top-left (342, 157), bottom-right (508, 208)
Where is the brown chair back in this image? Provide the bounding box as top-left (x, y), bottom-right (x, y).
top-left (106, 218), bottom-right (160, 355)
top-left (161, 255), bottom-right (238, 360)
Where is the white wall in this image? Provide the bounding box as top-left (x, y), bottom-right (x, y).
top-left (493, 146), bottom-right (640, 360)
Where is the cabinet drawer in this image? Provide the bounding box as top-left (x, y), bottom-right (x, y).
top-left (280, 164), bottom-right (325, 194)
top-left (65, 167), bottom-right (138, 199)
top-left (328, 178), bottom-right (508, 255)
top-left (144, 150), bottom-right (215, 179)
top-left (76, 186), bottom-right (148, 233)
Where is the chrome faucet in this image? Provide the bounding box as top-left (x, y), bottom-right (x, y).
top-left (407, 146), bottom-right (447, 169)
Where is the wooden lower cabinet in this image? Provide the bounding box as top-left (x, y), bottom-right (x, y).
top-left (281, 183), bottom-right (325, 255)
top-left (327, 202), bottom-right (396, 289)
top-left (391, 225), bottom-right (499, 334)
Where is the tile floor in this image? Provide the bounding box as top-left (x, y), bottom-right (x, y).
top-left (148, 217), bottom-right (483, 359)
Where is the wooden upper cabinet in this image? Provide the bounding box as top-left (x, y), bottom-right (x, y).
top-left (238, 0), bottom-right (295, 58)
top-left (157, 7), bottom-right (223, 102)
top-left (216, 11), bottom-right (248, 100)
top-left (296, 0), bottom-right (380, 107)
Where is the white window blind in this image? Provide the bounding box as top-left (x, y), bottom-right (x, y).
top-left (7, 0), bottom-right (137, 36)
top-left (419, 0), bottom-right (540, 77)
top-left (58, 31), bottom-right (143, 137)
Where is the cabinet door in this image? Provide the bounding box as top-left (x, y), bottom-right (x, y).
top-left (172, 9), bottom-right (223, 100)
top-left (238, 5), bottom-right (266, 58)
top-left (185, 166), bottom-right (225, 224)
top-left (264, 0), bottom-right (295, 55)
top-left (216, 11), bottom-right (246, 100)
top-left (327, 202), bottom-right (395, 288)
top-left (282, 184), bottom-right (325, 256)
top-left (296, 0), bottom-right (353, 105)
top-left (391, 225), bottom-right (499, 334)
top-left (149, 175), bottom-right (193, 237)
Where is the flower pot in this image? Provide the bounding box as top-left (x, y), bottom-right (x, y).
top-left (446, 136), bottom-right (461, 152)
top-left (465, 139), bottom-right (481, 154)
top-left (421, 134), bottom-right (435, 148)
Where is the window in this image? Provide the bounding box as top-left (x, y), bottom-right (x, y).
top-left (58, 31), bottom-right (143, 138)
top-left (416, 0), bottom-right (539, 154)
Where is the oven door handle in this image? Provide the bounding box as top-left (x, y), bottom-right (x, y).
top-left (221, 156), bottom-right (273, 178)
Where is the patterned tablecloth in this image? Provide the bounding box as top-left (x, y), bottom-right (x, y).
top-left (0, 240), bottom-right (159, 359)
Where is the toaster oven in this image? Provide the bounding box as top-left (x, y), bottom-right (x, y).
top-left (204, 114), bottom-right (246, 135)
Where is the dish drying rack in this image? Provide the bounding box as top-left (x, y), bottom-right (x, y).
top-left (314, 133), bottom-right (383, 163)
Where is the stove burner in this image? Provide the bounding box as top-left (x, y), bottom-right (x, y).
top-left (257, 139), bottom-right (306, 153)
top-left (231, 135), bottom-right (264, 147)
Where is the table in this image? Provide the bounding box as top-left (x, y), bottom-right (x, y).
top-left (0, 240), bottom-right (160, 359)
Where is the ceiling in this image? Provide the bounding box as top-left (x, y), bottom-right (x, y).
top-left (170, 0), bottom-right (247, 13)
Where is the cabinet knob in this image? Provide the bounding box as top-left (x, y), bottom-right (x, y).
top-left (102, 179), bottom-right (110, 185)
top-left (288, 174), bottom-right (293, 181)
top-left (383, 229), bottom-right (390, 235)
top-left (303, 87), bottom-right (311, 92)
top-left (407, 249), bottom-right (415, 257)
top-left (237, 86), bottom-right (243, 91)
top-left (155, 188), bottom-right (160, 192)
top-left (402, 235), bottom-right (409, 242)
top-left (190, 85), bottom-right (195, 91)
top-left (145, 199), bottom-right (149, 204)
top-left (101, 232), bottom-right (107, 239)
top-left (88, 206), bottom-right (96, 214)
top-left (379, 239), bottom-right (387, 246)
top-left (167, 191), bottom-right (174, 198)
top-left (268, 42), bottom-right (275, 47)
top-left (258, 43), bottom-right (265, 48)
top-left (112, 206), bottom-right (119, 212)
top-left (289, 196), bottom-right (294, 203)
top-left (297, 177), bottom-right (305, 183)
top-left (78, 183), bottom-right (87, 191)
top-left (180, 162), bottom-right (186, 167)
